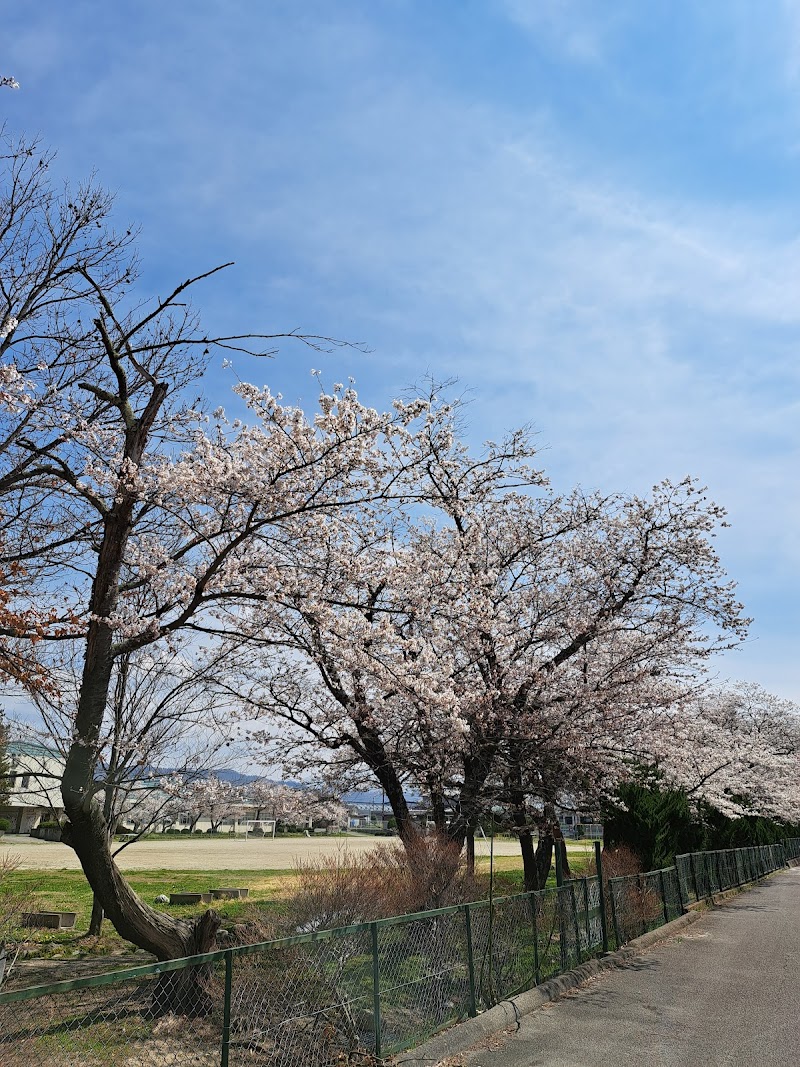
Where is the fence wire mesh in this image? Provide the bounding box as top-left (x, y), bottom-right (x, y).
top-left (675, 843), bottom-right (784, 906)
top-left (0, 956), bottom-right (225, 1067)
top-left (375, 907), bottom-right (470, 1056)
top-left (228, 928), bottom-right (375, 1066)
top-left (0, 841), bottom-right (792, 1065)
top-left (566, 876), bottom-right (605, 955)
top-left (608, 867), bottom-right (682, 947)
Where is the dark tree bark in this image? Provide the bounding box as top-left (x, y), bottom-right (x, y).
top-left (535, 830), bottom-right (554, 887)
top-left (88, 894), bottom-right (104, 938)
top-left (553, 822), bottom-right (573, 879)
top-left (532, 804), bottom-right (573, 886)
top-left (58, 370), bottom-right (223, 1009)
top-left (465, 831), bottom-right (476, 878)
top-left (352, 717), bottom-right (417, 845)
top-left (429, 787), bottom-right (448, 835)
top-left (507, 751), bottom-right (549, 890)
top-left (61, 805), bottom-right (221, 962)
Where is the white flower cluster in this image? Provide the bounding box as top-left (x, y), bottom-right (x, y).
top-left (0, 315), bottom-right (18, 339)
top-left (0, 361), bottom-right (32, 411)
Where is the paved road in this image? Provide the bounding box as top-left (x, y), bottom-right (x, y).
top-left (458, 868), bottom-right (800, 1067)
top-left (1, 833), bottom-right (545, 870)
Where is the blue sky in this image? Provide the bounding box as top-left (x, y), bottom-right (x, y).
top-left (4, 1), bottom-right (800, 699)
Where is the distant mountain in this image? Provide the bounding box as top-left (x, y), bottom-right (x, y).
top-left (212, 769), bottom-right (261, 785)
top-left (155, 767), bottom-right (417, 806)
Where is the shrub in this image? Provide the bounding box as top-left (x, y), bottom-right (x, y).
top-left (37, 819), bottom-right (61, 830)
top-left (590, 843), bottom-right (643, 881)
top-left (0, 818), bottom-right (10, 833)
top-left (602, 783), bottom-right (705, 870)
top-left (283, 833), bottom-right (485, 933)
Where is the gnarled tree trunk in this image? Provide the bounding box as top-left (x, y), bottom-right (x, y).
top-left (59, 375), bottom-right (222, 1012)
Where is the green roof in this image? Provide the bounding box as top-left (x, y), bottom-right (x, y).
top-left (7, 740), bottom-right (61, 759)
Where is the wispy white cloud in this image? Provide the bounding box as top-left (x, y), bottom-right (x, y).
top-left (5, 0), bottom-right (800, 698)
top-left (494, 0), bottom-right (623, 64)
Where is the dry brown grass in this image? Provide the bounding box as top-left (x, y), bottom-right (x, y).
top-left (280, 834), bottom-right (488, 933)
top-left (0, 851), bottom-right (35, 937)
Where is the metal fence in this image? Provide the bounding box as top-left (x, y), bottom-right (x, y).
top-left (674, 843), bottom-right (785, 905)
top-left (0, 841), bottom-right (790, 1066)
top-left (607, 866), bottom-right (683, 946)
top-left (781, 836), bottom-right (800, 861)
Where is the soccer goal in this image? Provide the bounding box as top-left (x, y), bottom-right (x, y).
top-left (243, 819), bottom-right (276, 839)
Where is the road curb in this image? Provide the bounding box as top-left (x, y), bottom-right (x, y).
top-left (394, 908), bottom-right (706, 1066)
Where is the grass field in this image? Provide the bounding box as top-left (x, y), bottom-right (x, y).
top-left (1, 839), bottom-right (599, 961)
top-left (3, 868), bottom-right (291, 956)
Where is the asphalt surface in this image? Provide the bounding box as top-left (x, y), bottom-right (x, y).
top-left (458, 868), bottom-right (800, 1067)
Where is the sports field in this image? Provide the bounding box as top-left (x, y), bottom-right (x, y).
top-left (4, 833), bottom-right (595, 870)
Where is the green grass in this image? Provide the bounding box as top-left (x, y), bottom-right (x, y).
top-left (2, 839), bottom-right (598, 959)
top-left (3, 868), bottom-right (296, 957)
top-left (476, 839), bottom-right (597, 892)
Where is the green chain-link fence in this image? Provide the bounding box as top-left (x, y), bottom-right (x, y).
top-left (0, 841), bottom-right (791, 1065)
top-left (780, 836), bottom-right (800, 861)
top-left (674, 843), bottom-right (785, 905)
top-left (607, 866), bottom-right (683, 946)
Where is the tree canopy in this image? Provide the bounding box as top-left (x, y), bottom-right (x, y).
top-left (1, 129), bottom-right (799, 979)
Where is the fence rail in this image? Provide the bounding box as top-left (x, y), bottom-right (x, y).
top-left (0, 841), bottom-right (791, 1065)
top-left (675, 843), bottom-right (785, 906)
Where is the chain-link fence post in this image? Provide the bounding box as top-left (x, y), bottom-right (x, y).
top-left (371, 922), bottom-right (382, 1061)
top-left (582, 877), bottom-right (591, 950)
top-left (690, 852), bottom-right (701, 900)
top-left (530, 892), bottom-right (541, 984)
top-left (569, 881), bottom-right (581, 963)
top-left (676, 858), bottom-right (687, 912)
top-left (220, 949), bottom-right (232, 1067)
top-left (594, 842), bottom-right (609, 953)
top-left (464, 905), bottom-right (477, 1018)
top-left (555, 842), bottom-right (568, 971)
top-left (658, 869), bottom-right (669, 926)
top-left (608, 878), bottom-right (621, 948)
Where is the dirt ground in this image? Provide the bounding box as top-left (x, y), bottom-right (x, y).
top-left (3, 833), bottom-right (533, 870)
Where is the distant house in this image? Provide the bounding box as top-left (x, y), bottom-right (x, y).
top-left (1, 741), bottom-right (65, 833)
top-left (558, 808), bottom-right (603, 840)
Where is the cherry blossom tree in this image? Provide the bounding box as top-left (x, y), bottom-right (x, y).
top-left (0, 128), bottom-right (780, 988)
top-left (650, 682), bottom-right (800, 821)
top-left (244, 780), bottom-right (347, 830)
top-left (175, 775), bottom-right (245, 833)
top-left (246, 780), bottom-right (307, 827)
top-left (0, 134), bottom-right (453, 984)
top-left (230, 447), bottom-right (748, 889)
top-left (124, 782), bottom-right (185, 834)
